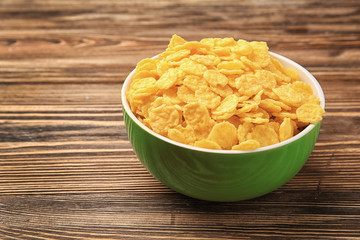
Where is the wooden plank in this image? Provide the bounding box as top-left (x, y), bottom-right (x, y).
top-left (0, 0), bottom-right (359, 239)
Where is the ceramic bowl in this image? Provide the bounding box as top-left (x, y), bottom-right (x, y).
top-left (121, 52), bottom-right (325, 202)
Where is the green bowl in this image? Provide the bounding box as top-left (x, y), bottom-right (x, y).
top-left (121, 52), bottom-right (325, 202)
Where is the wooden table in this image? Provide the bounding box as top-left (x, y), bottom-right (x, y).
top-left (1, 0), bottom-right (359, 239)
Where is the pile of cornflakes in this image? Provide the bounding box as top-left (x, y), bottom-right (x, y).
top-left (126, 35), bottom-right (324, 150)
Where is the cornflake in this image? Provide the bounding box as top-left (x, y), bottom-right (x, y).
top-left (126, 35), bottom-right (324, 150)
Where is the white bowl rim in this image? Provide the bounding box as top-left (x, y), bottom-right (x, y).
top-left (121, 51), bottom-right (325, 154)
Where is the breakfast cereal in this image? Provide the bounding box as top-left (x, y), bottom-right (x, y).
top-left (126, 35), bottom-right (324, 150)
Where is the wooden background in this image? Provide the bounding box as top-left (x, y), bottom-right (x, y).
top-left (0, 0), bottom-right (360, 239)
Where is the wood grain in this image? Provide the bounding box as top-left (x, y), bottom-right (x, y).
top-left (0, 0), bottom-right (360, 239)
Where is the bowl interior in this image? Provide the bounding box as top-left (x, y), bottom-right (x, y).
top-left (121, 52), bottom-right (325, 154)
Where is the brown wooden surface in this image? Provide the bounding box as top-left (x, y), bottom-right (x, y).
top-left (0, 0), bottom-right (360, 239)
